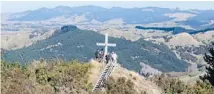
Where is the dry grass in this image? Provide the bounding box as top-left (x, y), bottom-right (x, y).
top-left (89, 59), bottom-right (162, 94)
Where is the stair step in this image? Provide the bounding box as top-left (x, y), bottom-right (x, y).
top-left (92, 62), bottom-right (115, 92)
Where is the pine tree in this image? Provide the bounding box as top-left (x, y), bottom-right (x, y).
top-left (201, 43), bottom-right (214, 86)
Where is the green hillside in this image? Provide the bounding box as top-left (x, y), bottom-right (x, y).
top-left (2, 25), bottom-right (187, 72)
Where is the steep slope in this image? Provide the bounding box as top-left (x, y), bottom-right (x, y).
top-left (89, 60), bottom-right (162, 94)
top-left (2, 25), bottom-right (187, 72)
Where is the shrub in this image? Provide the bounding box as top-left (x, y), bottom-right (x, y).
top-left (104, 77), bottom-right (137, 94)
top-left (153, 75), bottom-right (214, 94)
top-left (1, 60), bottom-right (92, 94)
top-left (200, 43), bottom-right (214, 86)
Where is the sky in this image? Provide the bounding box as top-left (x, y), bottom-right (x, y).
top-left (1, 1), bottom-right (214, 13)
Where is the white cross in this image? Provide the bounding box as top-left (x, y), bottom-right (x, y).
top-left (96, 33), bottom-right (116, 57)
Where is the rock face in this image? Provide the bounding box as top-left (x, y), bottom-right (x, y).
top-left (140, 63), bottom-right (162, 77)
top-left (187, 63), bottom-right (198, 72)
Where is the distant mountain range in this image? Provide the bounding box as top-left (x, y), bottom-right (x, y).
top-left (7, 5), bottom-right (214, 29)
top-left (2, 25), bottom-right (187, 72)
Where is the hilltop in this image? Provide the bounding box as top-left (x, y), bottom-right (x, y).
top-left (2, 59), bottom-right (213, 94)
top-left (89, 60), bottom-right (161, 94)
top-left (1, 59), bottom-right (161, 94)
top-left (168, 32), bottom-right (201, 47)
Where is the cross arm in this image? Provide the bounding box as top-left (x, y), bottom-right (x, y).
top-left (96, 43), bottom-right (105, 46)
top-left (107, 43), bottom-right (116, 47)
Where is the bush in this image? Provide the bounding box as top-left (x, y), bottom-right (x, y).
top-left (1, 60), bottom-right (92, 94)
top-left (104, 77), bottom-right (137, 94)
top-left (153, 75), bottom-right (214, 94)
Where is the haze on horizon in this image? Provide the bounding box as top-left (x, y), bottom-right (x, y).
top-left (1, 1), bottom-right (214, 13)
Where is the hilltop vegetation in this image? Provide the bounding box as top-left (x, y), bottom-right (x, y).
top-left (1, 60), bottom-right (142, 94)
top-left (1, 60), bottom-right (92, 94)
top-left (2, 43), bottom-right (214, 94)
top-left (1, 59), bottom-right (214, 94)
